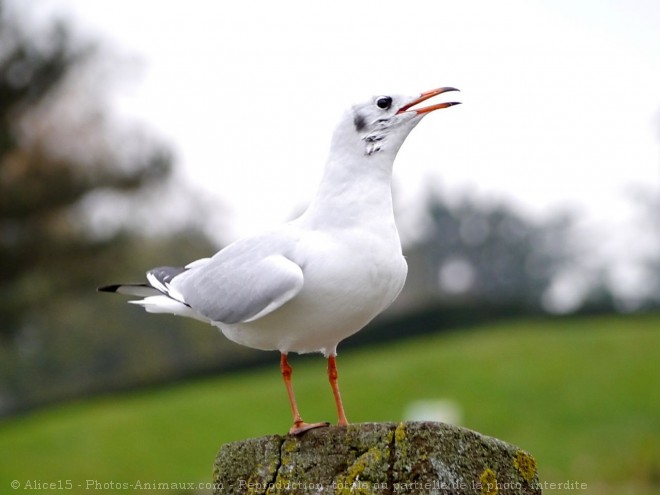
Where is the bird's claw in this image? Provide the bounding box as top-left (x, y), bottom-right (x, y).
top-left (288, 421), bottom-right (330, 436)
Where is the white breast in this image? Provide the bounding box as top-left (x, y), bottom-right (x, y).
top-left (217, 226), bottom-right (407, 356)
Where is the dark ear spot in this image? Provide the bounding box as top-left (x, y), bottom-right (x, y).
top-left (353, 113), bottom-right (366, 132)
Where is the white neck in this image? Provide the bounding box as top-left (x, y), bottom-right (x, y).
top-left (298, 123), bottom-right (399, 231)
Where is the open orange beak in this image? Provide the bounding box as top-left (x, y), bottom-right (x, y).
top-left (397, 87), bottom-right (461, 115)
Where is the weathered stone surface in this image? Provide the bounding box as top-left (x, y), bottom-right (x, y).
top-left (213, 421), bottom-right (541, 494)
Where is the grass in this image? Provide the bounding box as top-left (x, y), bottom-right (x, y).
top-left (1, 313), bottom-right (658, 494)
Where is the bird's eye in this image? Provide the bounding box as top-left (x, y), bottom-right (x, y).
top-left (376, 96), bottom-right (392, 110)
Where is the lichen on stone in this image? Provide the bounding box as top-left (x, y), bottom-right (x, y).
top-left (513, 450), bottom-right (537, 482)
top-left (394, 422), bottom-right (407, 444)
top-left (334, 446), bottom-right (386, 494)
top-left (480, 468), bottom-right (498, 495)
top-left (392, 422), bottom-right (409, 472)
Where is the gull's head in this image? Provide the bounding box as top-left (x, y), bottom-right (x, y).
top-left (334, 87), bottom-right (461, 158)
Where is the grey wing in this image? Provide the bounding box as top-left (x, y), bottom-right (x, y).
top-left (172, 248), bottom-right (304, 324)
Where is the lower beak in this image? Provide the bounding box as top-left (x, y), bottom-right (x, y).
top-left (397, 87), bottom-right (461, 115)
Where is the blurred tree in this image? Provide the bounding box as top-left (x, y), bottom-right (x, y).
top-left (0, 2), bottom-right (171, 338)
top-left (400, 191), bottom-right (578, 312)
top-left (0, 2), bottom-right (248, 415)
top-left (637, 120), bottom-right (660, 309)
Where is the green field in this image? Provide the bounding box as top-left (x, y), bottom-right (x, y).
top-left (1, 314), bottom-right (658, 494)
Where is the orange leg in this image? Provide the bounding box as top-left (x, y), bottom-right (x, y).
top-left (280, 353), bottom-right (329, 435)
top-left (328, 355), bottom-right (348, 426)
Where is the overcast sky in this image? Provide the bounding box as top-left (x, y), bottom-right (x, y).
top-left (32, 0), bottom-right (660, 307)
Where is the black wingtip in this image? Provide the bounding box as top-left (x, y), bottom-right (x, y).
top-left (97, 284), bottom-right (121, 293)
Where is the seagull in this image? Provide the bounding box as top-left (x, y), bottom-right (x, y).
top-left (99, 87), bottom-right (460, 435)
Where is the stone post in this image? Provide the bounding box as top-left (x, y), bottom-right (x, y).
top-left (213, 421), bottom-right (541, 494)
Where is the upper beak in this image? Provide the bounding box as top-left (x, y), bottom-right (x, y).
top-left (397, 87), bottom-right (461, 115)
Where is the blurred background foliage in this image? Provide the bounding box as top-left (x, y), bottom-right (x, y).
top-left (0, 1), bottom-right (243, 415)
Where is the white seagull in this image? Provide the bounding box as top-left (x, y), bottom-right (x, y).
top-left (99, 87), bottom-right (460, 434)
